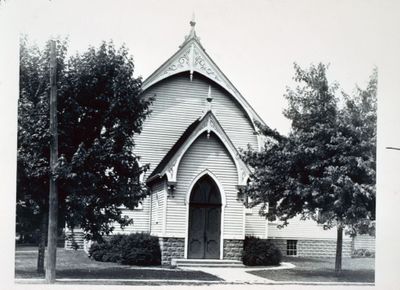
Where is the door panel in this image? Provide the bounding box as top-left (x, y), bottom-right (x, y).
top-left (188, 207), bottom-right (205, 259)
top-left (205, 207), bottom-right (220, 258)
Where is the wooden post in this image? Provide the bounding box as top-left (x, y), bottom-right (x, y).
top-left (37, 210), bottom-right (47, 273)
top-left (335, 225), bottom-right (343, 275)
top-left (45, 39), bottom-right (58, 283)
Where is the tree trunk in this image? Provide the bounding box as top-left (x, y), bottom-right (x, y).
top-left (335, 225), bottom-right (343, 275)
top-left (37, 212), bottom-right (47, 274)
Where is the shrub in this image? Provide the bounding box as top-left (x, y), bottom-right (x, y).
top-left (242, 236), bottom-right (282, 266)
top-left (118, 233), bottom-right (161, 265)
top-left (352, 248), bottom-right (375, 258)
top-left (89, 233), bottom-right (161, 266)
top-left (88, 241), bottom-right (113, 261)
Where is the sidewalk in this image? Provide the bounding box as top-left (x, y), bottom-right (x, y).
top-left (179, 262), bottom-right (295, 284)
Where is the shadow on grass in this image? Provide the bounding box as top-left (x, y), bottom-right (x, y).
top-left (15, 268), bottom-right (222, 281)
top-left (247, 257), bottom-right (375, 283)
top-left (15, 248), bottom-right (222, 282)
top-left (248, 268), bottom-right (374, 283)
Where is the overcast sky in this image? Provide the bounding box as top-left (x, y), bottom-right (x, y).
top-left (5, 0), bottom-right (388, 134)
top-left (1, 1), bottom-right (400, 288)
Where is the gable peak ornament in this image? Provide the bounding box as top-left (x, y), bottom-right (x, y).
top-left (188, 13), bottom-right (197, 39)
top-left (207, 86), bottom-right (213, 110)
top-left (190, 12), bottom-right (196, 30)
top-left (200, 86), bottom-right (216, 121)
top-left (181, 14), bottom-right (201, 48)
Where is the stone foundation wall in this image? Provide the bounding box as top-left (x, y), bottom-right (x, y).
top-left (159, 237), bottom-right (185, 266)
top-left (269, 239), bottom-right (287, 255)
top-left (223, 239), bottom-right (244, 260)
top-left (268, 238), bottom-right (352, 258)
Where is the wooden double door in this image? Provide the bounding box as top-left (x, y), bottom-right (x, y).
top-left (188, 175), bottom-right (221, 259)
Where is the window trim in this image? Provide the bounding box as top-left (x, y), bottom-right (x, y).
top-left (286, 239), bottom-right (298, 256)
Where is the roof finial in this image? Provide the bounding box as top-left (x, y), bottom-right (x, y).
top-left (180, 13), bottom-right (202, 48)
top-left (190, 12), bottom-right (196, 28)
top-left (189, 13), bottom-right (196, 38)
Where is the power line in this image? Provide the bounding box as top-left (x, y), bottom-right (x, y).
top-left (386, 147), bottom-right (400, 151)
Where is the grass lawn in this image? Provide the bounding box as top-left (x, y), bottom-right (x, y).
top-left (15, 247), bottom-right (221, 281)
top-left (247, 256), bottom-right (375, 283)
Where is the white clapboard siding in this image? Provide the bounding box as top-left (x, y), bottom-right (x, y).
top-left (353, 234), bottom-right (375, 251)
top-left (134, 72), bottom-right (258, 179)
top-left (164, 132), bottom-right (244, 239)
top-left (268, 215), bottom-right (351, 240)
top-left (245, 204), bottom-right (268, 238)
top-left (112, 196), bottom-right (151, 234)
top-left (149, 180), bottom-right (166, 236)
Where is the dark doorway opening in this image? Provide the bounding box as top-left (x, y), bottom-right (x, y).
top-left (188, 175), bottom-right (221, 259)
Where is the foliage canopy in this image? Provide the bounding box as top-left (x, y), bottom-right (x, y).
top-left (242, 63), bottom-right (377, 235)
top-left (17, 37), bottom-right (152, 241)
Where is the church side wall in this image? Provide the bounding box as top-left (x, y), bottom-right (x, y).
top-left (65, 196), bottom-right (152, 250)
top-left (353, 234), bottom-right (375, 252)
top-left (165, 132), bottom-right (244, 239)
top-left (111, 199), bottom-right (150, 234)
top-left (149, 180), bottom-right (166, 236)
top-left (245, 204), bottom-right (268, 238)
top-left (134, 73), bottom-right (258, 180)
top-left (268, 216), bottom-right (351, 240)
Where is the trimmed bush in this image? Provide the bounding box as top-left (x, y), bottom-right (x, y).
top-left (88, 241), bottom-right (112, 261)
top-left (118, 233), bottom-right (161, 265)
top-left (352, 248), bottom-right (375, 258)
top-left (89, 233), bottom-right (161, 266)
top-left (242, 236), bottom-right (282, 266)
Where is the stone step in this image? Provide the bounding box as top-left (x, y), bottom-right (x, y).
top-left (171, 259), bottom-right (244, 268)
top-left (176, 263), bottom-right (244, 268)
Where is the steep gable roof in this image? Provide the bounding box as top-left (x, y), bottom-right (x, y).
top-left (146, 110), bottom-right (251, 186)
top-left (142, 19), bottom-right (266, 130)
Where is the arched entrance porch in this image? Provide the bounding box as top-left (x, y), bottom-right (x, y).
top-left (187, 174), bottom-right (222, 259)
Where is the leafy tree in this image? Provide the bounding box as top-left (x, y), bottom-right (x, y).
top-left (18, 37), bottom-right (66, 272)
top-left (242, 63), bottom-right (376, 273)
top-left (17, 37), bottom-right (151, 272)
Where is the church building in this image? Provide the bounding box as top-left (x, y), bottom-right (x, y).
top-left (69, 19), bottom-right (356, 265)
top-left (131, 18), bottom-right (268, 265)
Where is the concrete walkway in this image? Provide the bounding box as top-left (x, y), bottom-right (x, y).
top-left (179, 262), bottom-right (295, 284)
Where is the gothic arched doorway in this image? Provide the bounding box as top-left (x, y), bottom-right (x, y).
top-left (187, 175), bottom-right (221, 259)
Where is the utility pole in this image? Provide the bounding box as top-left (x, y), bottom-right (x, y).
top-left (45, 39), bottom-right (58, 283)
